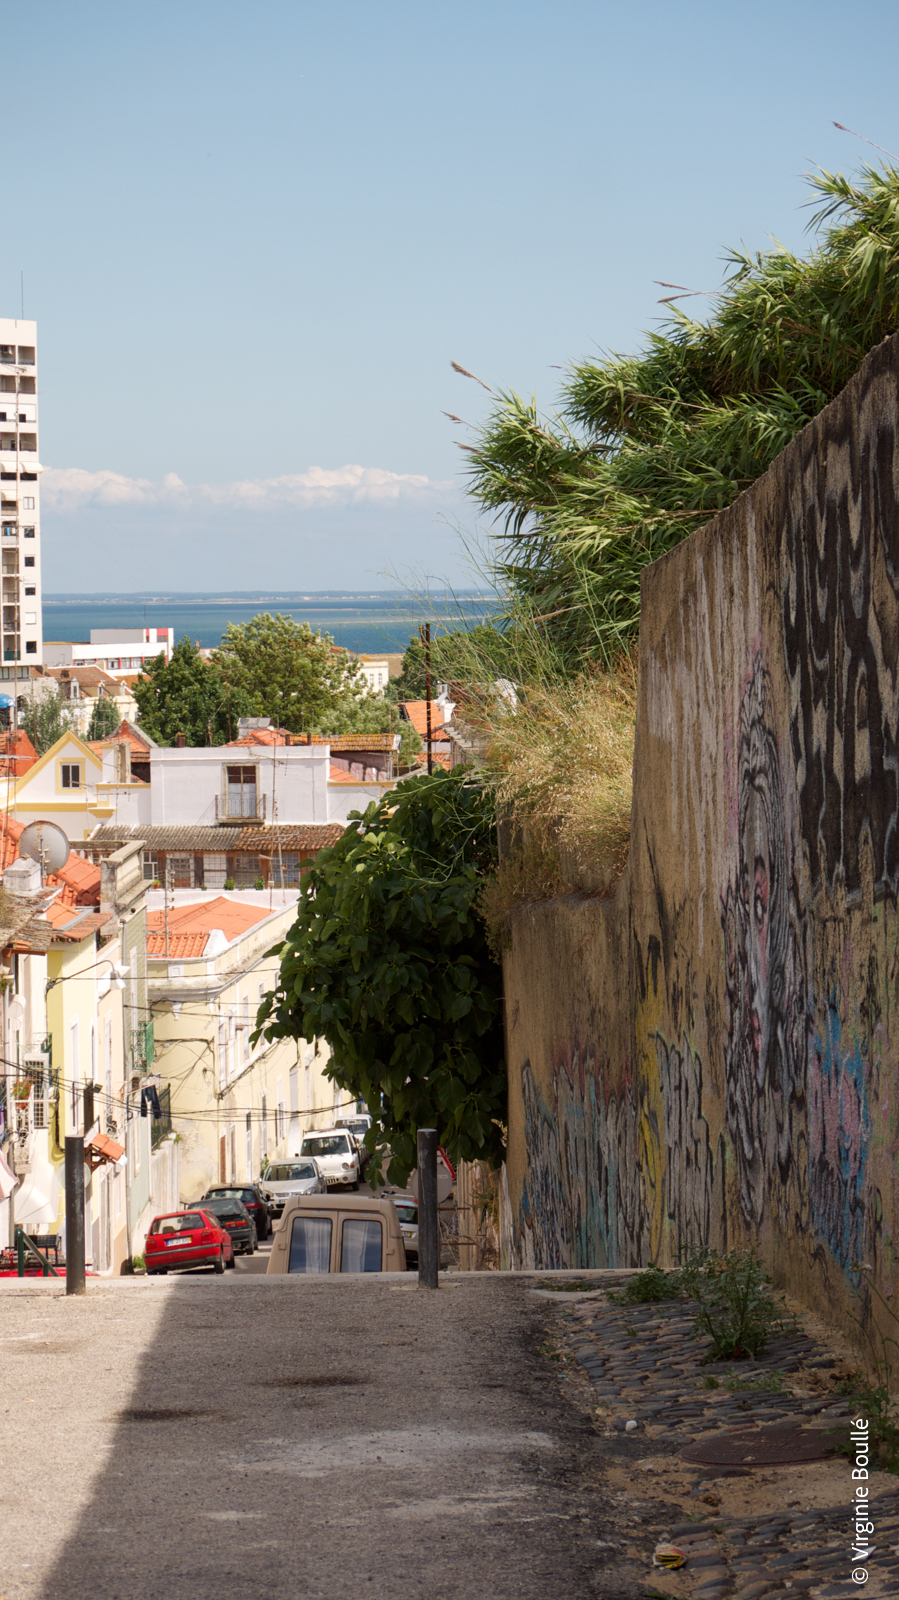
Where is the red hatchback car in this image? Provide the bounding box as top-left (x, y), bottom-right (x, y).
top-left (144, 1209), bottom-right (234, 1275)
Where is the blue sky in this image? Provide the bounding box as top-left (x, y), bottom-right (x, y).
top-left (6, 0), bottom-right (899, 591)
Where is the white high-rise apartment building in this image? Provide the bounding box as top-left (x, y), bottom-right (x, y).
top-left (0, 318), bottom-right (42, 672)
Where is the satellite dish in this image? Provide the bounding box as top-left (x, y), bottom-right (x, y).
top-left (19, 820), bottom-right (70, 875)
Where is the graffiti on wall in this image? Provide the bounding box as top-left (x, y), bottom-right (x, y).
top-left (518, 1053), bottom-right (652, 1270)
top-left (721, 656), bottom-right (809, 1228)
top-left (509, 340), bottom-right (899, 1317)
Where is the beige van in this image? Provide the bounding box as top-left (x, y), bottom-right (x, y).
top-left (266, 1194), bottom-right (407, 1275)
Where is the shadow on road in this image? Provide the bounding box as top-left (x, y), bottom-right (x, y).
top-left (19, 1273), bottom-right (637, 1600)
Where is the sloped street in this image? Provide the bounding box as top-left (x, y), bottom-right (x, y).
top-left (0, 1273), bottom-right (645, 1600)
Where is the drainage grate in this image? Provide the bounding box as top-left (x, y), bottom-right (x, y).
top-left (257, 1374), bottom-right (366, 1388)
top-left (682, 1425), bottom-right (835, 1466)
top-left (117, 1407), bottom-right (222, 1422)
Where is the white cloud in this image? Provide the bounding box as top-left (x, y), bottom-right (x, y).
top-left (40, 463), bottom-right (452, 513)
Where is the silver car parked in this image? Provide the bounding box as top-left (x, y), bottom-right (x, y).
top-left (260, 1158), bottom-right (326, 1218)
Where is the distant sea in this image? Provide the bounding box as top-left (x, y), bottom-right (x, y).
top-left (42, 591), bottom-right (490, 656)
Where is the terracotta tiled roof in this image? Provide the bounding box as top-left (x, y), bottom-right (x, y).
top-left (224, 728), bottom-right (398, 753)
top-left (87, 719), bottom-right (155, 756)
top-left (42, 902), bottom-right (112, 941)
top-left (0, 730), bottom-right (38, 776)
top-left (0, 813), bottom-right (101, 906)
top-left (45, 665), bottom-right (121, 693)
top-left (234, 825), bottom-right (344, 850)
top-left (399, 702), bottom-right (450, 741)
top-left (87, 822), bottom-right (343, 852)
top-left (147, 931), bottom-right (210, 958)
top-left (146, 895), bottom-right (273, 958)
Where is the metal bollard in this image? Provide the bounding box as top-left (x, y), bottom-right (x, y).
top-left (417, 1128), bottom-right (439, 1290)
top-left (15, 1226), bottom-right (24, 1278)
top-left (65, 1136), bottom-right (86, 1296)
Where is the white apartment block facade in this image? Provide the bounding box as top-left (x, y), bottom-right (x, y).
top-left (44, 626), bottom-right (174, 677)
top-left (0, 318), bottom-right (41, 674)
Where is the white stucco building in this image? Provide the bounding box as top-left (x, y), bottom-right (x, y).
top-left (0, 318), bottom-right (42, 671)
top-left (43, 626), bottom-right (174, 678)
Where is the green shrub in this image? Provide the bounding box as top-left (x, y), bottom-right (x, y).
top-left (678, 1247), bottom-right (795, 1361)
top-left (608, 1264), bottom-right (683, 1304)
top-left (224, 876), bottom-right (235, 890)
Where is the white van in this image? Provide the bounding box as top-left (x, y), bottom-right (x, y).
top-left (298, 1128), bottom-right (361, 1189)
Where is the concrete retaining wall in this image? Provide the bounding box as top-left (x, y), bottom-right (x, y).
top-left (504, 333), bottom-right (899, 1343)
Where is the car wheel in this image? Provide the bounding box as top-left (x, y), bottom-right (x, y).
top-left (225, 1251), bottom-right (236, 1269)
top-left (351, 1178), bottom-right (360, 1192)
top-left (214, 1249), bottom-right (225, 1275)
top-left (247, 1238), bottom-right (255, 1255)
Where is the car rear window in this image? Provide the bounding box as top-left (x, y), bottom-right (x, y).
top-left (340, 1218), bottom-right (384, 1272)
top-left (394, 1203), bottom-right (417, 1223)
top-left (301, 1135), bottom-right (350, 1156)
top-left (288, 1216), bottom-right (332, 1273)
top-left (201, 1200), bottom-right (245, 1218)
top-left (267, 1163), bottom-right (317, 1181)
top-left (151, 1213), bottom-right (205, 1234)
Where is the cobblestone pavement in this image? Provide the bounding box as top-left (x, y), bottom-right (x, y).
top-left (547, 1284), bottom-right (899, 1600)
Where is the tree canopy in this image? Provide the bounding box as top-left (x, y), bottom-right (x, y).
top-left (22, 690), bottom-right (73, 755)
top-left (133, 637), bottom-right (252, 746)
top-left (133, 615), bottom-right (408, 747)
top-left (255, 768), bottom-right (505, 1184)
top-left (466, 163), bottom-right (899, 665)
top-left (86, 695), bottom-right (121, 741)
top-left (212, 613), bottom-right (368, 734)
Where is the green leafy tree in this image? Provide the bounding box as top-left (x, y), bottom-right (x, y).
top-left (466, 162), bottom-right (899, 665)
top-left (133, 637), bottom-right (252, 746)
top-left (22, 689), bottom-right (74, 755)
top-left (86, 695), bottom-right (120, 741)
top-left (255, 768), bottom-right (504, 1184)
top-left (393, 625), bottom-right (513, 700)
top-left (212, 612), bottom-right (367, 733)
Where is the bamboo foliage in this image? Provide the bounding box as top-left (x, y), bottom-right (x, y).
top-left (465, 163), bottom-right (899, 664)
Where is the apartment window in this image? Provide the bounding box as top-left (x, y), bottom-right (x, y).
top-left (25, 641), bottom-right (36, 654)
top-left (24, 586), bottom-right (35, 596)
top-left (261, 1092), bottom-right (268, 1154)
top-left (23, 527), bottom-right (34, 537)
top-left (217, 1018), bottom-right (227, 1090)
top-left (60, 762), bottom-right (81, 789)
top-left (0, 346), bottom-right (13, 364)
top-left (168, 853), bottom-right (193, 888)
top-left (17, 347), bottom-right (35, 365)
top-left (23, 556), bottom-right (34, 567)
top-left (19, 435), bottom-right (36, 452)
top-left (24, 613), bottom-right (35, 625)
top-left (225, 764), bottom-right (258, 818)
top-left (21, 497), bottom-right (34, 510)
top-left (142, 850), bottom-right (159, 882)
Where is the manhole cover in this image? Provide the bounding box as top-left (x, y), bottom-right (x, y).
top-left (682, 1425), bottom-right (835, 1466)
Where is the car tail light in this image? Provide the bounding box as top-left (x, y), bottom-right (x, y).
top-left (200, 1230), bottom-right (214, 1243)
top-left (146, 1236), bottom-right (162, 1251)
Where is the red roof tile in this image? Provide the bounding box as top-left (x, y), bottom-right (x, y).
top-left (0, 813), bottom-right (102, 905)
top-left (400, 702), bottom-right (450, 741)
top-left (146, 895), bottom-right (272, 957)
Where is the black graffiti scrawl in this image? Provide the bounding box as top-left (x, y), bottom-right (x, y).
top-left (780, 408), bottom-right (899, 899)
top-left (722, 657), bottom-right (808, 1226)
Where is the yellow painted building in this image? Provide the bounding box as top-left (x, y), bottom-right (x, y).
top-left (146, 893), bottom-right (344, 1204)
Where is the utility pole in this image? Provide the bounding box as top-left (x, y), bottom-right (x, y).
top-left (417, 1128), bottom-right (439, 1290)
top-left (422, 623), bottom-right (433, 775)
top-left (64, 1135), bottom-right (86, 1295)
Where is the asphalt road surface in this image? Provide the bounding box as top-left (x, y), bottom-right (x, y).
top-left (0, 1272), bottom-right (645, 1600)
